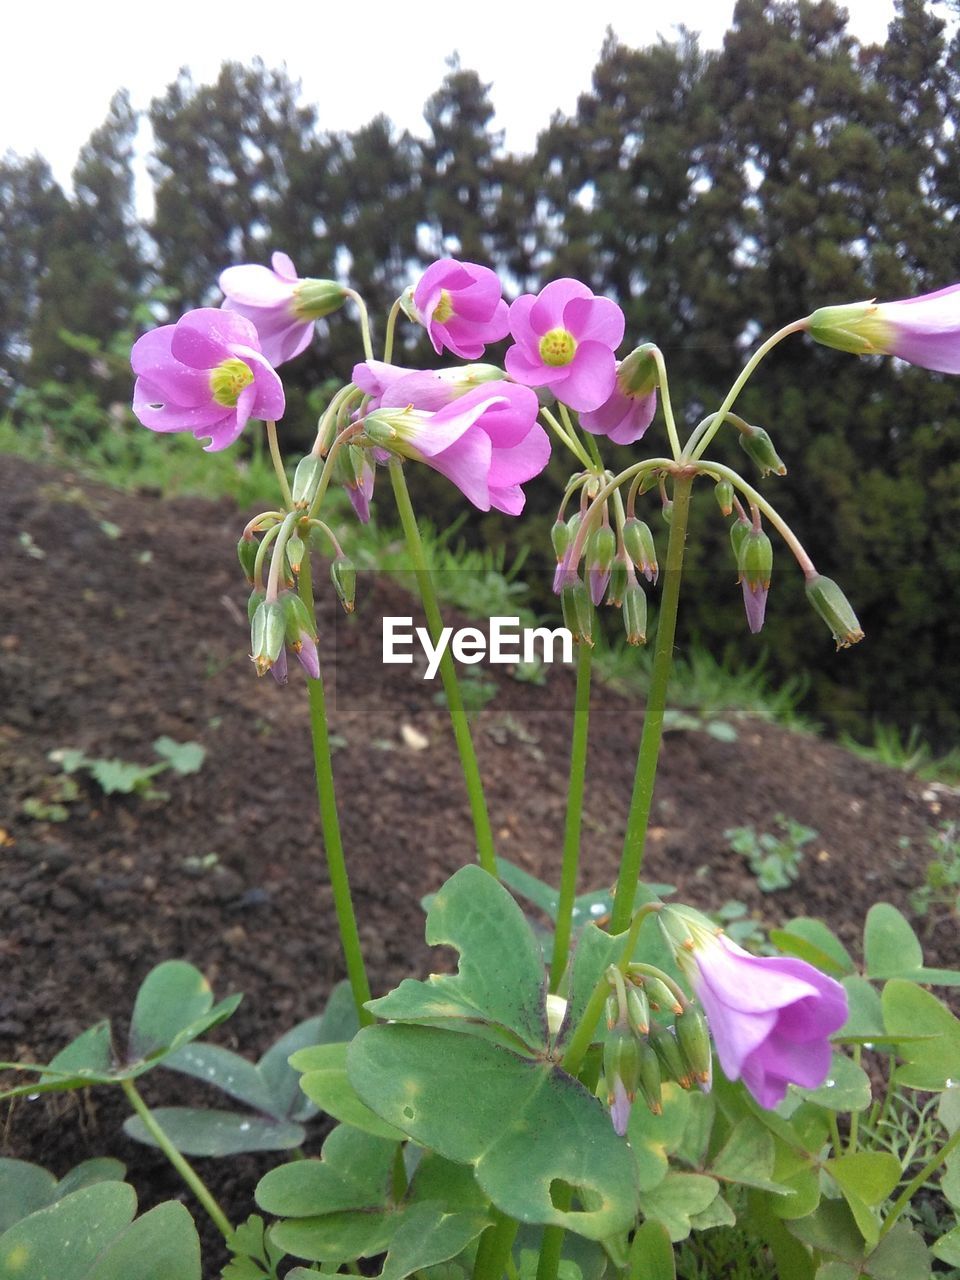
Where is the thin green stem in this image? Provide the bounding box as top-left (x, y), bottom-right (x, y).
top-left (265, 420), bottom-right (293, 509)
top-left (388, 458), bottom-right (498, 877)
top-left (121, 1078), bottom-right (232, 1240)
top-left (880, 1124), bottom-right (960, 1239)
top-left (265, 510), bottom-right (298, 601)
top-left (549, 641), bottom-right (593, 992)
top-left (609, 472), bottom-right (695, 934)
top-left (540, 406), bottom-right (594, 469)
top-left (305, 421), bottom-right (364, 523)
top-left (649, 346), bottom-right (682, 461)
top-left (298, 552), bottom-right (374, 1026)
top-left (535, 1199), bottom-right (570, 1280)
top-left (847, 1045), bottom-right (862, 1152)
top-left (383, 299), bottom-right (402, 363)
top-left (695, 459), bottom-right (816, 577)
top-left (687, 319), bottom-right (807, 462)
top-left (344, 288), bottom-right (374, 360)
top-left (472, 1208), bottom-right (520, 1280)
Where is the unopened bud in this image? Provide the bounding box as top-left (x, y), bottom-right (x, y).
top-left (250, 600), bottom-right (286, 677)
top-left (622, 583), bottom-right (647, 646)
top-left (631, 971), bottom-right (682, 1016)
top-left (738, 424), bottom-right (787, 478)
top-left (237, 536), bottom-right (259, 584)
top-left (607, 560), bottom-right (628, 607)
top-left (622, 518), bottom-right (658, 582)
top-left (331, 556), bottom-right (357, 613)
top-left (661, 500), bottom-right (674, 526)
top-left (285, 533), bottom-right (305, 576)
top-left (551, 519), bottom-right (571, 561)
top-left (675, 1005), bottom-right (712, 1087)
top-left (625, 985), bottom-right (650, 1036)
top-left (561, 581), bottom-right (594, 646)
top-left (292, 455), bottom-right (324, 508)
top-left (586, 525), bottom-right (617, 606)
top-left (293, 278), bottom-right (347, 321)
top-left (636, 1036), bottom-right (663, 1115)
top-left (617, 343), bottom-right (659, 398)
top-left (730, 516), bottom-right (751, 561)
top-left (247, 588), bottom-right (265, 624)
top-left (637, 471), bottom-right (659, 496)
top-left (648, 1023), bottom-right (694, 1090)
top-left (604, 1028), bottom-right (641, 1103)
top-left (363, 411), bottom-right (399, 447)
top-left (714, 479), bottom-right (734, 517)
top-left (281, 593), bottom-right (318, 646)
top-left (605, 993), bottom-right (620, 1032)
top-left (737, 527), bottom-right (773, 591)
top-left (805, 574), bottom-right (864, 649)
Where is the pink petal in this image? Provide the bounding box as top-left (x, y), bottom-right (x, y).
top-left (488, 483), bottom-right (527, 516)
top-left (219, 265), bottom-right (294, 308)
top-left (487, 424), bottom-right (551, 487)
top-left (271, 251), bottom-right (298, 280)
top-left (426, 429), bottom-right (493, 510)
top-left (132, 378), bottom-right (227, 433)
top-left (563, 295), bottom-right (625, 348)
top-left (504, 344), bottom-right (569, 387)
top-left (529, 279), bottom-right (593, 334)
top-left (171, 308), bottom-right (261, 367)
top-left (411, 395), bottom-right (507, 458)
top-left (131, 327), bottom-right (212, 407)
top-left (554, 342), bottom-right (617, 411)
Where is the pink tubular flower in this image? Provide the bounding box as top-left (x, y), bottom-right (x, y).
top-left (505, 279), bottom-right (625, 412)
top-left (366, 382), bottom-right (549, 515)
top-left (412, 259), bottom-right (510, 359)
top-left (131, 308), bottom-right (284, 451)
top-left (666, 919), bottom-right (848, 1109)
top-left (219, 252), bottom-right (345, 366)
top-left (740, 579), bottom-right (769, 634)
top-left (807, 283), bottom-right (960, 373)
top-left (580, 344), bottom-right (660, 445)
top-left (353, 360), bottom-right (504, 412)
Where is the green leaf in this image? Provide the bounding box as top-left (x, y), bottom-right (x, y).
top-left (0, 1160), bottom-right (57, 1232)
top-left (627, 1219), bottom-right (675, 1279)
top-left (409, 1154), bottom-right (489, 1212)
top-left (796, 1053), bottom-right (872, 1112)
top-left (815, 1265), bottom-right (857, 1280)
top-left (269, 1209), bottom-right (399, 1264)
top-left (162, 1043), bottom-right (279, 1115)
top-left (555, 923), bottom-right (626, 1051)
top-left (787, 1198), bottom-right (864, 1262)
top-left (864, 1223), bottom-right (933, 1280)
top-left (291, 1042), bottom-right (407, 1141)
top-left (256, 1125), bottom-right (397, 1217)
top-left (152, 737), bottom-right (205, 774)
top-left (259, 983), bottom-right (358, 1120)
top-left (939, 1085), bottom-right (960, 1137)
top-left (836, 976), bottom-right (886, 1040)
top-left (366, 866), bottom-right (548, 1050)
top-left (128, 961), bottom-right (226, 1058)
top-left (635, 1172), bottom-right (719, 1242)
top-left (0, 1182), bottom-right (136, 1279)
top-left (85, 1201), bottom-right (201, 1280)
top-left (377, 1202), bottom-right (489, 1280)
top-left (123, 1107), bottom-right (305, 1156)
top-left (864, 904), bottom-right (922, 979)
top-left (710, 1118), bottom-right (792, 1195)
top-left (882, 979), bottom-right (960, 1089)
top-left (87, 758), bottom-right (166, 794)
top-left (771, 918), bottom-right (855, 976)
top-left (349, 1024), bottom-right (638, 1240)
top-left (627, 1083), bottom-right (693, 1192)
top-left (54, 1159), bottom-right (126, 1201)
top-left (824, 1152), bottom-right (900, 1247)
top-left (932, 1224), bottom-right (960, 1266)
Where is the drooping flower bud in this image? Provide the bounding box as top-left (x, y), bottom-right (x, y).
top-left (622, 583), bottom-right (648, 646)
top-left (551, 518), bottom-right (571, 562)
top-left (629, 969), bottom-right (683, 1015)
top-left (331, 556), bottom-right (357, 614)
top-left (730, 515), bottom-right (751, 561)
top-left (604, 1027), bottom-right (641, 1135)
top-left (237, 535), bottom-right (259, 584)
top-left (648, 1023), bottom-right (694, 1090)
top-left (737, 528), bottom-right (773, 591)
top-left (250, 599), bottom-right (286, 677)
top-left (280, 592), bottom-right (320, 679)
top-left (561, 580), bottom-right (594, 646)
top-left (805, 574), bottom-right (864, 649)
top-left (292, 455), bottom-right (324, 509)
top-left (607, 559), bottom-right (629, 607)
top-left (625, 984), bottom-right (651, 1036)
top-left (622, 517), bottom-right (658, 583)
top-left (285, 533), bottom-right (305, 576)
top-left (738, 424), bottom-right (787, 478)
top-left (586, 525), bottom-right (617, 606)
top-left (675, 1004), bottom-right (712, 1088)
top-left (635, 1036), bottom-right (663, 1116)
top-left (714, 479), bottom-right (734, 517)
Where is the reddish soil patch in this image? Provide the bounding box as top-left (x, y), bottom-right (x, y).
top-left (2, 455), bottom-right (958, 1274)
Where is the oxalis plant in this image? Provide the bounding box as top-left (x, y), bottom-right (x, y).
top-left (3, 258), bottom-right (960, 1280)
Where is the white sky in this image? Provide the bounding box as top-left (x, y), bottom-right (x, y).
top-left (5, 0), bottom-right (905, 189)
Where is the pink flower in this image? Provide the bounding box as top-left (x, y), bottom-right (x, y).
top-left (353, 360), bottom-right (503, 412)
top-left (672, 926), bottom-right (848, 1109)
top-left (807, 283), bottom-right (960, 373)
top-left (505, 279), bottom-right (625, 412)
top-left (580, 345), bottom-right (660, 445)
top-left (412, 259), bottom-right (509, 359)
top-left (366, 382), bottom-right (549, 515)
top-left (740, 579), bottom-right (769, 634)
top-left (219, 252), bottom-right (345, 366)
top-left (131, 308), bottom-right (284, 451)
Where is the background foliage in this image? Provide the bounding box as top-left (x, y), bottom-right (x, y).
top-left (3, 0), bottom-right (959, 743)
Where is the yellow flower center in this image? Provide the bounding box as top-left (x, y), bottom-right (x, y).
top-left (210, 358), bottom-right (254, 407)
top-left (538, 327), bottom-right (577, 367)
top-left (433, 289), bottom-right (455, 325)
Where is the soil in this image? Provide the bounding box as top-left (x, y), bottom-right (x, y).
top-left (2, 454), bottom-right (958, 1276)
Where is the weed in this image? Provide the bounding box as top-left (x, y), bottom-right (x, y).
top-left (47, 736), bottom-right (205, 801)
top-left (725, 814), bottom-right (817, 892)
top-left (909, 822), bottom-right (960, 917)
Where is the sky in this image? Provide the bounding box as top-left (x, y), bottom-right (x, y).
top-left (5, 0), bottom-right (904, 190)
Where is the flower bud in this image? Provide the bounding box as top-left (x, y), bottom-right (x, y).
top-left (237, 536), bottom-right (259, 584)
top-left (250, 600), bottom-right (286, 677)
top-left (806, 300), bottom-right (884, 357)
top-left (622, 583), bottom-right (647, 646)
top-left (292, 455), bottom-right (324, 508)
top-left (247, 588), bottom-right (265, 624)
top-left (605, 992), bottom-right (620, 1032)
top-left (714, 479), bottom-right (734, 517)
top-left (626, 984), bottom-right (650, 1036)
top-left (285, 532), bottom-right (305, 576)
top-left (648, 1023), bottom-right (694, 1090)
top-left (607, 560), bottom-right (628, 607)
top-left (363, 410), bottom-right (400, 447)
top-left (331, 556), bottom-right (357, 614)
top-left (730, 515), bottom-right (751, 561)
top-left (561, 581), bottom-right (594, 646)
top-left (738, 425), bottom-right (786, 478)
top-left (604, 1028), bottom-right (641, 1105)
top-left (639, 975), bottom-right (684, 1017)
top-left (635, 1036), bottom-right (663, 1115)
top-left (622, 517), bottom-right (658, 582)
top-left (661, 500), bottom-right (674, 526)
top-left (675, 1005), bottom-right (712, 1087)
top-left (737, 527), bottom-right (773, 591)
top-left (617, 343), bottom-right (659, 397)
top-left (293, 278), bottom-right (347, 321)
top-left (805, 574), bottom-right (864, 649)
top-left (586, 525), bottom-right (617, 606)
top-left (551, 519), bottom-right (571, 561)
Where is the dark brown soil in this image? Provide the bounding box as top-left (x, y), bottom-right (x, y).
top-left (2, 455), bottom-right (958, 1275)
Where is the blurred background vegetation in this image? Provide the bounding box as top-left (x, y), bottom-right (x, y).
top-left (2, 0), bottom-right (959, 750)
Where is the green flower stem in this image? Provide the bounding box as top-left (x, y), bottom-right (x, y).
top-left (265, 511), bottom-right (299, 601)
top-left (650, 345), bottom-right (682, 461)
top-left (265, 419), bottom-right (293, 509)
top-left (880, 1124), bottom-right (960, 1239)
top-left (473, 1208), bottom-right (519, 1280)
top-left (311, 384), bottom-right (362, 459)
top-left (540, 406), bottom-right (594, 469)
top-left (305, 421), bottom-right (364, 524)
top-left (560, 903), bottom-right (661, 1077)
top-left (695, 459), bottom-right (817, 577)
top-left (253, 521), bottom-right (283, 591)
top-left (564, 459), bottom-right (676, 573)
top-left (559, 404), bottom-right (602, 473)
top-left (625, 962), bottom-right (688, 1010)
top-left (535, 1196), bottom-right (570, 1280)
top-left (120, 1078), bottom-right (232, 1241)
top-left (609, 471), bottom-right (695, 934)
top-left (383, 298), bottom-right (402, 363)
top-left (388, 457), bottom-right (498, 877)
top-left (687, 319), bottom-right (807, 462)
top-left (297, 551), bottom-right (374, 1026)
top-left (549, 640), bottom-right (593, 993)
top-left (344, 288), bottom-right (374, 360)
